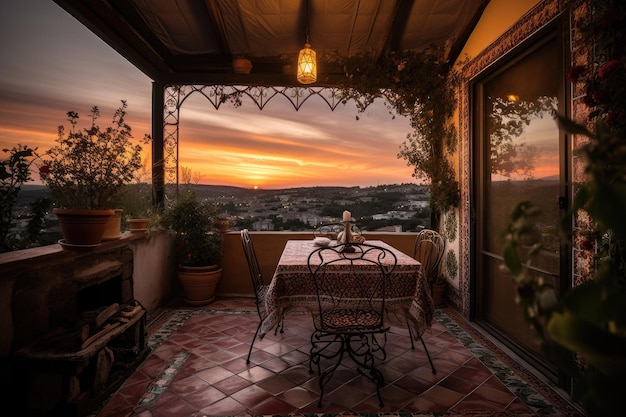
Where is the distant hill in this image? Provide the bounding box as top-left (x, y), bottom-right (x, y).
top-left (16, 185), bottom-right (51, 204)
top-left (17, 183), bottom-right (423, 205)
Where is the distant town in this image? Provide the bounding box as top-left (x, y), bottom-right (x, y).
top-left (11, 183), bottom-right (431, 246)
top-left (177, 183), bottom-right (431, 233)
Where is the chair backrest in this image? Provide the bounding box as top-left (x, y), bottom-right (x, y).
top-left (240, 230), bottom-right (266, 314)
top-left (307, 243), bottom-right (397, 332)
top-left (413, 229), bottom-right (445, 289)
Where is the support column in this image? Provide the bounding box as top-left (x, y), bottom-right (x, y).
top-left (152, 82), bottom-right (165, 209)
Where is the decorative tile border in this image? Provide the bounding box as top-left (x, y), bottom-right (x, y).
top-left (434, 311), bottom-right (557, 415)
top-left (134, 350), bottom-right (190, 410)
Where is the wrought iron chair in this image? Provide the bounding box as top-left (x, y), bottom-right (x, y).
top-left (240, 229), bottom-right (283, 364)
top-left (403, 229), bottom-right (444, 373)
top-left (413, 229), bottom-right (445, 291)
top-left (307, 242), bottom-right (396, 407)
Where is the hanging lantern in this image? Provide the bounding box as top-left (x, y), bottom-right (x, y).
top-left (297, 43), bottom-right (317, 84)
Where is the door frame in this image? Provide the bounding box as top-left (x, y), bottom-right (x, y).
top-left (468, 17), bottom-right (572, 385)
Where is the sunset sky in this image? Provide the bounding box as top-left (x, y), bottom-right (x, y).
top-left (0, 0), bottom-right (416, 190)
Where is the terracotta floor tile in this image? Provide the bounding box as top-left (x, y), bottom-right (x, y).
top-left (195, 365), bottom-right (234, 384)
top-left (278, 364), bottom-right (315, 385)
top-left (438, 374), bottom-right (480, 395)
top-left (197, 396), bottom-right (247, 416)
top-left (255, 374), bottom-right (298, 395)
top-left (236, 365), bottom-right (275, 382)
top-left (150, 396), bottom-right (196, 417)
top-left (89, 300), bottom-right (582, 417)
top-left (260, 356), bottom-right (293, 373)
top-left (421, 384), bottom-right (466, 408)
top-left (471, 382), bottom-right (516, 405)
top-left (182, 384), bottom-right (227, 409)
top-left (169, 374), bottom-right (210, 396)
top-left (379, 384), bottom-right (419, 408)
top-left (229, 384), bottom-right (273, 408)
top-left (212, 374), bottom-right (253, 395)
top-left (248, 395), bottom-right (298, 415)
top-left (325, 380), bottom-right (374, 409)
top-left (277, 386), bottom-right (319, 408)
top-left (393, 373), bottom-right (435, 395)
top-left (404, 395), bottom-right (447, 413)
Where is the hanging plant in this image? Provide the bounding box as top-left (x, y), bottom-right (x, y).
top-left (328, 46), bottom-right (461, 225)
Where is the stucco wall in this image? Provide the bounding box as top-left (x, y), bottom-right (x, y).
top-left (458, 0), bottom-right (541, 62)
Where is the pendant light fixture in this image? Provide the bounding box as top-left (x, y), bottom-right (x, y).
top-left (297, 1), bottom-right (316, 84)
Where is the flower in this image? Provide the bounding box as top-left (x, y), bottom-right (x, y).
top-left (567, 65), bottom-right (586, 83)
top-left (597, 59), bottom-right (621, 78)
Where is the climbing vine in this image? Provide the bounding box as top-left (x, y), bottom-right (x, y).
top-left (329, 46), bottom-right (461, 225)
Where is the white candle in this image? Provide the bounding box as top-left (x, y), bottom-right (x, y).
top-left (343, 210), bottom-right (351, 222)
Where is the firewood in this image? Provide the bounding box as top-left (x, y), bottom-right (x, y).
top-left (93, 346), bottom-right (114, 394)
top-left (119, 304), bottom-right (142, 318)
top-left (95, 303), bottom-right (120, 327)
top-left (112, 316), bottom-right (130, 323)
top-left (80, 322), bottom-right (121, 350)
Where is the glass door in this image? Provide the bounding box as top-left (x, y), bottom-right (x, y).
top-left (473, 26), bottom-right (569, 379)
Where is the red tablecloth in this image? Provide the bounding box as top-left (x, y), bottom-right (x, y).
top-left (260, 239), bottom-right (434, 339)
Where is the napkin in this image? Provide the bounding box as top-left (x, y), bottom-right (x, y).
top-left (313, 237), bottom-right (331, 247)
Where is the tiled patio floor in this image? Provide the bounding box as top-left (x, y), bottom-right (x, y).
top-left (93, 297), bottom-right (583, 417)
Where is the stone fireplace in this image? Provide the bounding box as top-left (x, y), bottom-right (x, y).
top-left (2, 242), bottom-right (148, 416)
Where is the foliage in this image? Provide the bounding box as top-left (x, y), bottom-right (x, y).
top-left (329, 46), bottom-right (460, 217)
top-left (39, 100), bottom-right (150, 209)
top-left (488, 96), bottom-right (556, 179)
top-left (503, 2), bottom-right (626, 413)
top-left (24, 197), bottom-right (53, 245)
top-left (567, 0), bottom-right (626, 134)
top-left (504, 117), bottom-right (626, 416)
top-left (0, 145), bottom-right (40, 251)
top-left (162, 191), bottom-right (223, 267)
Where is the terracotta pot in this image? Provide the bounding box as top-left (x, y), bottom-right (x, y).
top-left (102, 209), bottom-right (123, 240)
top-left (54, 208), bottom-right (114, 246)
top-left (216, 219), bottom-right (229, 233)
top-left (431, 283), bottom-right (446, 306)
top-left (177, 265), bottom-right (222, 305)
top-left (128, 218), bottom-right (150, 232)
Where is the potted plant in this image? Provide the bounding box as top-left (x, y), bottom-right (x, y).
top-left (119, 182), bottom-right (157, 233)
top-left (39, 101), bottom-right (149, 246)
top-left (162, 191), bottom-right (224, 305)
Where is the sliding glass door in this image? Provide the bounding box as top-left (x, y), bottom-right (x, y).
top-left (472, 25), bottom-right (569, 379)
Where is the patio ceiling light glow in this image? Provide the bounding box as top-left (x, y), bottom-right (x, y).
top-left (297, 42), bottom-right (317, 84)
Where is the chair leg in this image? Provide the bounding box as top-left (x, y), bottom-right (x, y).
top-left (247, 321), bottom-right (262, 364)
top-left (406, 322), bottom-right (416, 350)
top-left (309, 331), bottom-right (344, 408)
top-left (274, 315), bottom-right (285, 335)
top-left (420, 335), bottom-right (436, 374)
top-left (346, 334), bottom-right (386, 407)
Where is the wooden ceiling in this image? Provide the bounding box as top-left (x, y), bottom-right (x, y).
top-left (53, 0), bottom-right (489, 86)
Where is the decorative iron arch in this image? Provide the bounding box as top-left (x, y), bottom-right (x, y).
top-left (161, 85), bottom-right (345, 197)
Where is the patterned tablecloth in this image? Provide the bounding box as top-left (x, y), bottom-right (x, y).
top-left (260, 239), bottom-right (435, 339)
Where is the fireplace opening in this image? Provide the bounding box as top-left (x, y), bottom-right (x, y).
top-left (77, 275), bottom-right (122, 313)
